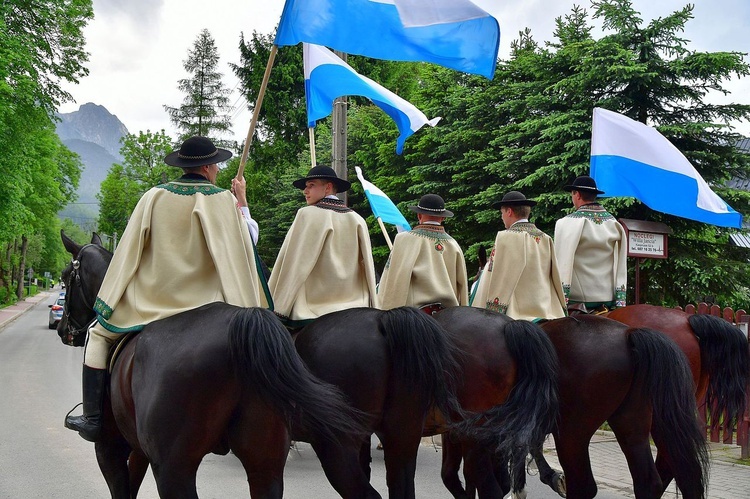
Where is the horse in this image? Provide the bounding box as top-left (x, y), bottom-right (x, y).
top-left (439, 312), bottom-right (709, 499)
top-left (63, 230), bottom-right (559, 499)
top-left (59, 231), bottom-right (366, 498)
top-left (290, 303), bottom-right (559, 499)
top-left (525, 304), bottom-right (750, 498)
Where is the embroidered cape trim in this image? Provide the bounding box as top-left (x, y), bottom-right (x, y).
top-left (94, 297), bottom-right (113, 319)
top-left (566, 205), bottom-right (616, 225)
top-left (411, 225), bottom-right (453, 240)
top-left (507, 222), bottom-right (544, 242)
top-left (314, 198), bottom-right (352, 213)
top-left (157, 178), bottom-right (225, 196)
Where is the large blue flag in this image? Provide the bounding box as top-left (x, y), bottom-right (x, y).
top-left (355, 166), bottom-right (411, 232)
top-left (590, 107), bottom-right (742, 228)
top-left (276, 0), bottom-right (500, 79)
top-left (304, 43), bottom-right (440, 154)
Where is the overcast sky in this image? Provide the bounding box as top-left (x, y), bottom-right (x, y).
top-left (58, 0), bottom-right (750, 142)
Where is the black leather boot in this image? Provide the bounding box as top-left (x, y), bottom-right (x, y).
top-left (65, 366), bottom-right (106, 442)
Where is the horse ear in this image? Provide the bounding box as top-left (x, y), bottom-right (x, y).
top-left (61, 230), bottom-right (82, 257)
top-left (91, 232), bottom-right (103, 247)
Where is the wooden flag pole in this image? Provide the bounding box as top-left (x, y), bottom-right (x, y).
top-left (308, 127), bottom-right (317, 167)
top-left (377, 217), bottom-right (393, 250)
top-left (236, 44), bottom-right (278, 181)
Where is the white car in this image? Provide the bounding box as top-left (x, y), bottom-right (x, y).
top-left (48, 293), bottom-right (65, 329)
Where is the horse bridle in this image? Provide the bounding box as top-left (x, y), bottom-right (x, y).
top-left (63, 244), bottom-right (99, 340)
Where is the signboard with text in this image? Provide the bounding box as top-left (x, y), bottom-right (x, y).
top-left (627, 231), bottom-right (667, 258)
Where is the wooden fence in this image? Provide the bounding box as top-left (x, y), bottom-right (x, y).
top-left (675, 303), bottom-right (750, 459)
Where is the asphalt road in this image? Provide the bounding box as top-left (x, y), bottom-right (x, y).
top-left (0, 290), bottom-right (627, 498)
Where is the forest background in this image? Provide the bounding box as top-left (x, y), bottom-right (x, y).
top-left (3, 0), bottom-right (750, 308)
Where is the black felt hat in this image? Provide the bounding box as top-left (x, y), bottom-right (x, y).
top-left (292, 166), bottom-right (351, 192)
top-left (491, 191), bottom-right (537, 209)
top-left (163, 136), bottom-right (232, 168)
top-left (408, 194), bottom-right (454, 218)
top-left (564, 175), bottom-right (605, 195)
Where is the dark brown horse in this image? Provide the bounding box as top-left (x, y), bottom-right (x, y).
top-left (59, 232), bottom-right (365, 498)
top-left (430, 307), bottom-right (559, 499)
top-left (440, 312), bottom-right (709, 499)
top-left (526, 304), bottom-right (750, 498)
top-left (291, 304), bottom-right (559, 499)
top-left (607, 305), bottom-right (750, 491)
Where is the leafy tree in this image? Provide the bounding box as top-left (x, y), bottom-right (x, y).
top-left (164, 29), bottom-right (233, 146)
top-left (97, 131), bottom-right (178, 237)
top-left (0, 0), bottom-right (91, 300)
top-left (234, 2), bottom-right (750, 308)
top-left (416, 0), bottom-right (750, 307)
top-left (0, 0), bottom-right (93, 113)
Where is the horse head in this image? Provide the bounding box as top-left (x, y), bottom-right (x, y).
top-left (58, 230), bottom-right (112, 346)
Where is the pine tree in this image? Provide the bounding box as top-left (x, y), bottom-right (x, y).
top-left (164, 29), bottom-right (233, 147)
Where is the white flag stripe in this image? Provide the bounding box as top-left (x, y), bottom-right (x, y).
top-left (592, 108), bottom-right (729, 213)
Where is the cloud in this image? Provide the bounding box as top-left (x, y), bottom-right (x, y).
top-left (93, 0), bottom-right (165, 32)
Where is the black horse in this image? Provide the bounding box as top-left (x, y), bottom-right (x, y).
top-left (291, 305), bottom-right (559, 499)
top-left (59, 231), bottom-right (366, 498)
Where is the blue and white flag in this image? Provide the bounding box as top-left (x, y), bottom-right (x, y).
top-left (590, 107), bottom-right (742, 228)
top-left (304, 43), bottom-right (440, 154)
top-left (355, 166), bottom-right (411, 232)
top-left (276, 0), bottom-right (500, 79)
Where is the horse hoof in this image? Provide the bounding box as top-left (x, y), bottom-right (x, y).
top-left (554, 474), bottom-right (566, 498)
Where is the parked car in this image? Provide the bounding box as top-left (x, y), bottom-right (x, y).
top-left (48, 294), bottom-right (65, 329)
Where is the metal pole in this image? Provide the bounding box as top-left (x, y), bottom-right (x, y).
top-left (332, 50), bottom-right (348, 204)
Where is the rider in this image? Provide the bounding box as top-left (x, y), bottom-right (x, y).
top-left (377, 194), bottom-right (468, 312)
top-left (554, 175), bottom-right (627, 313)
top-left (65, 136), bottom-right (270, 442)
top-left (268, 165), bottom-right (378, 328)
top-left (470, 191), bottom-right (566, 320)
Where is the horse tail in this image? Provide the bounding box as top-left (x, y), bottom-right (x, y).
top-left (463, 320), bottom-right (559, 495)
top-left (228, 307), bottom-right (366, 443)
top-left (378, 307), bottom-right (463, 418)
top-left (628, 327), bottom-right (709, 498)
top-left (688, 313), bottom-right (750, 427)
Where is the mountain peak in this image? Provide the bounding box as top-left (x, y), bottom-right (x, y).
top-left (56, 103), bottom-right (129, 158)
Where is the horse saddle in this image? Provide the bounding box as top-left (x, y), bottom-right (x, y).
top-left (567, 303), bottom-right (610, 316)
top-left (419, 303), bottom-right (445, 316)
top-left (107, 332), bottom-right (138, 373)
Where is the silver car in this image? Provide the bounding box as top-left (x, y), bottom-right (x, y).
top-left (48, 294), bottom-right (65, 329)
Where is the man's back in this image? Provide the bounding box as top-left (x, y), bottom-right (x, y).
top-left (269, 198), bottom-right (378, 326)
top-left (378, 225), bottom-right (468, 310)
top-left (554, 205), bottom-right (627, 307)
top-left (95, 178), bottom-right (266, 332)
top-left (472, 222), bottom-right (566, 320)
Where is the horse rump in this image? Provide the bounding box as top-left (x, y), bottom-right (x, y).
top-left (627, 326), bottom-right (710, 498)
top-left (228, 307), bottom-right (367, 444)
top-left (378, 306), bottom-right (464, 419)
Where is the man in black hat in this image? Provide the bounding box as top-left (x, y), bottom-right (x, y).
top-left (470, 191), bottom-right (566, 320)
top-left (378, 194), bottom-right (468, 312)
top-left (268, 166), bottom-right (378, 327)
top-left (554, 175), bottom-right (627, 314)
top-left (65, 136), bottom-right (271, 442)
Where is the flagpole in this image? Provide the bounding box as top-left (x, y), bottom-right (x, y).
top-left (377, 217), bottom-right (393, 250)
top-left (308, 127), bottom-right (317, 167)
top-left (236, 45), bottom-right (278, 181)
